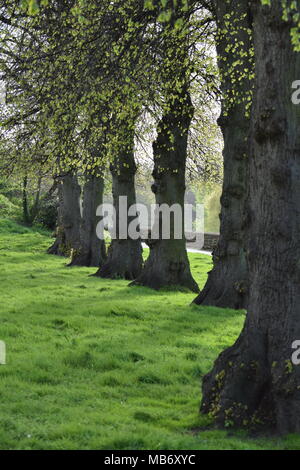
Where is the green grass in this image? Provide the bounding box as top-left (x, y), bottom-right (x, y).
top-left (0, 218), bottom-right (299, 450)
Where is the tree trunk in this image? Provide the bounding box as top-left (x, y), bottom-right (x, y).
top-left (47, 173), bottom-right (81, 257)
top-left (94, 128), bottom-right (143, 280)
top-left (132, 89), bottom-right (199, 293)
top-left (69, 173), bottom-right (107, 267)
top-left (22, 176), bottom-right (31, 225)
top-left (201, 0), bottom-right (300, 434)
top-left (193, 0), bottom-right (253, 309)
top-left (132, 3), bottom-right (198, 293)
top-left (30, 176), bottom-right (42, 222)
top-left (47, 179), bottom-right (64, 255)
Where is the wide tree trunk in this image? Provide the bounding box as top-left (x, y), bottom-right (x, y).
top-left (193, 0), bottom-right (253, 309)
top-left (94, 128), bottom-right (143, 280)
top-left (132, 89), bottom-right (199, 293)
top-left (69, 173), bottom-right (107, 267)
top-left (47, 173), bottom-right (81, 257)
top-left (201, 0), bottom-right (300, 434)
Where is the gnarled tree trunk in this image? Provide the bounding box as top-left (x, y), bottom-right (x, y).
top-left (22, 176), bottom-right (30, 225)
top-left (47, 173), bottom-right (81, 257)
top-left (132, 89), bottom-right (199, 293)
top-left (69, 173), bottom-right (106, 267)
top-left (193, 0), bottom-right (253, 309)
top-left (94, 127), bottom-right (143, 280)
top-left (201, 0), bottom-right (300, 434)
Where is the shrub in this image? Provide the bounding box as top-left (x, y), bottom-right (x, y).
top-left (0, 194), bottom-right (19, 218)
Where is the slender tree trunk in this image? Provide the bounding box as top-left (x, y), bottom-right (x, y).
top-left (201, 0), bottom-right (300, 434)
top-left (132, 89), bottom-right (199, 293)
top-left (69, 173), bottom-right (107, 267)
top-left (193, 0), bottom-right (253, 309)
top-left (22, 176), bottom-right (30, 225)
top-left (47, 173), bottom-right (81, 257)
top-left (94, 127), bottom-right (143, 280)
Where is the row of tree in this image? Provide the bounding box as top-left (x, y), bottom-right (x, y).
top-left (1, 0), bottom-right (300, 433)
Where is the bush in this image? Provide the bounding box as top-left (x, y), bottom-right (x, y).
top-left (35, 195), bottom-right (58, 230)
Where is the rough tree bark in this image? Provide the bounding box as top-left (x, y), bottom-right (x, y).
top-left (69, 173), bottom-right (107, 267)
top-left (200, 0), bottom-right (300, 434)
top-left (94, 127), bottom-right (143, 280)
top-left (132, 89), bottom-right (199, 293)
top-left (193, 0), bottom-right (253, 309)
top-left (47, 173), bottom-right (81, 257)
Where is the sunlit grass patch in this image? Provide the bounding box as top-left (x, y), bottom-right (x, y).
top-left (0, 218), bottom-right (297, 450)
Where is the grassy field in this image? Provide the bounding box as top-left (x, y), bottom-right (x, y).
top-left (0, 218), bottom-right (299, 450)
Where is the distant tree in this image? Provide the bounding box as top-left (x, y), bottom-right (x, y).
top-left (94, 105), bottom-right (143, 280)
top-left (133, 1), bottom-right (215, 293)
top-left (47, 171), bottom-right (81, 257)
